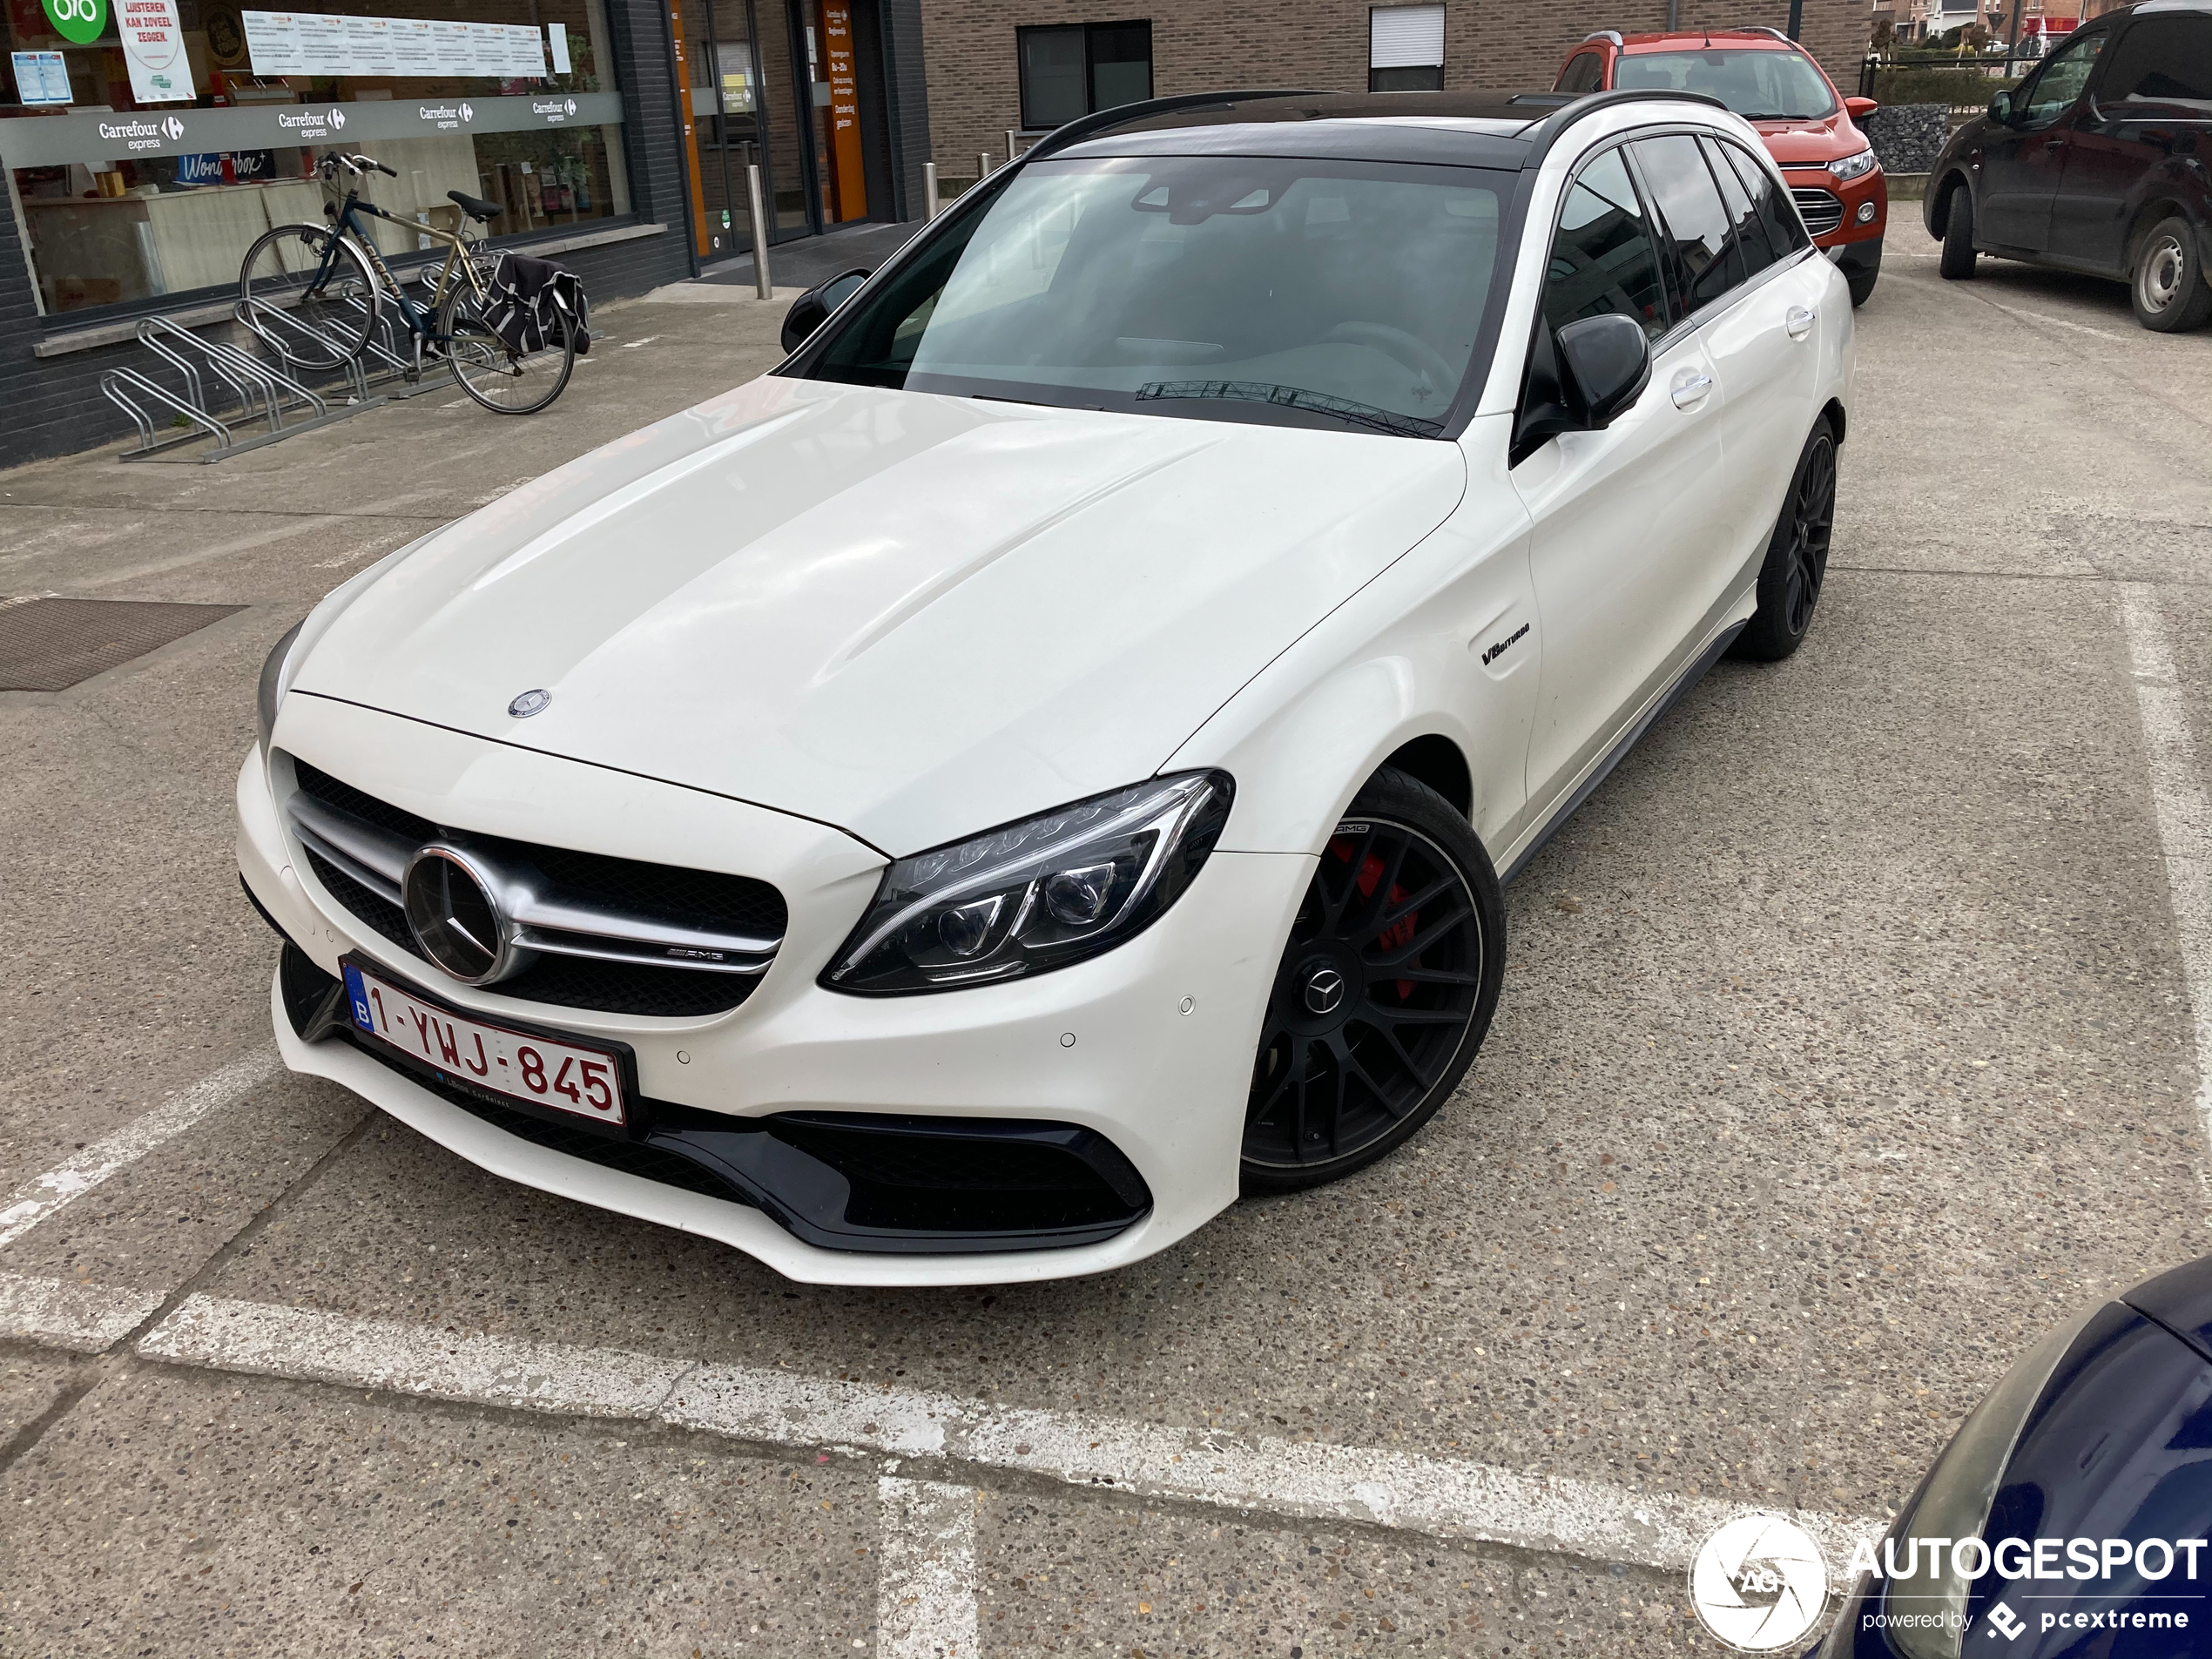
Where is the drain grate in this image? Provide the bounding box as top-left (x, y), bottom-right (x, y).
top-left (0, 596), bottom-right (246, 692)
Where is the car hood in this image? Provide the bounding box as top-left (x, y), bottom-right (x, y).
top-left (1752, 112), bottom-right (1867, 167)
top-left (293, 377), bottom-right (1468, 856)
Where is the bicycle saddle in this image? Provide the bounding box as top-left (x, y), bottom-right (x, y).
top-left (448, 191), bottom-right (502, 222)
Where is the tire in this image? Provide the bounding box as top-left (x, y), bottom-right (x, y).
top-left (1846, 265), bottom-right (1878, 307)
top-left (2130, 215), bottom-right (2212, 334)
top-left (239, 224), bottom-right (379, 369)
top-left (438, 283), bottom-right (576, 415)
top-left (1939, 184), bottom-right (1977, 280)
top-left (1730, 418), bottom-right (1838, 664)
top-left (1240, 767), bottom-right (1505, 1194)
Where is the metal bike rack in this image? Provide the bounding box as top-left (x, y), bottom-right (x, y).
top-left (100, 311), bottom-right (374, 463)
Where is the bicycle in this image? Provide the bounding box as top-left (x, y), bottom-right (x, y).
top-left (239, 152), bottom-right (576, 415)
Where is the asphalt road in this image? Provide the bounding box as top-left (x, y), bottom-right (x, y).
top-left (3, 239), bottom-right (2211, 1658)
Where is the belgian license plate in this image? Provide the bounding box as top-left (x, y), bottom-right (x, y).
top-left (341, 961), bottom-right (627, 1129)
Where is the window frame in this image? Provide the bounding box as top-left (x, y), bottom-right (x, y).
top-left (1538, 138), bottom-right (1676, 342)
top-left (1015, 19), bottom-right (1155, 132)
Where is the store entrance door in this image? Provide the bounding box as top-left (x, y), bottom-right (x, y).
top-left (674, 0), bottom-right (814, 258)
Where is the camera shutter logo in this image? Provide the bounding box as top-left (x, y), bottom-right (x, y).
top-left (42, 0), bottom-right (106, 44)
top-left (1689, 1513), bottom-right (1830, 1652)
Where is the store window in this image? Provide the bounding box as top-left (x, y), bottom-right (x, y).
top-left (3, 0), bottom-right (631, 316)
top-left (1370, 3), bottom-right (1443, 92)
top-left (1016, 19), bottom-right (1150, 131)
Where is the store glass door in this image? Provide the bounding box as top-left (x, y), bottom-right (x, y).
top-left (676, 0), bottom-right (812, 255)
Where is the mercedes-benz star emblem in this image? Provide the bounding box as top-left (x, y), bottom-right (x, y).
top-left (1303, 967), bottom-right (1346, 1015)
top-left (508, 688), bottom-right (551, 718)
top-left (403, 846), bottom-right (510, 985)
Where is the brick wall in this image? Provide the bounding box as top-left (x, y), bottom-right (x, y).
top-left (917, 0), bottom-right (1874, 179)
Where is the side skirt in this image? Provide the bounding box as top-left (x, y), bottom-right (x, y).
top-left (1498, 619), bottom-right (1746, 887)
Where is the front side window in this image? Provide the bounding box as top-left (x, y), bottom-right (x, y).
top-left (1542, 145), bottom-right (1669, 340)
top-left (1718, 138), bottom-right (1809, 255)
top-left (1018, 20), bottom-right (1152, 130)
top-left (803, 154), bottom-right (1509, 437)
top-left (1631, 133), bottom-right (1738, 319)
top-left (2094, 19), bottom-right (2210, 112)
top-left (1612, 47), bottom-right (1838, 120)
top-left (1555, 51), bottom-right (1606, 94)
top-left (2018, 30), bottom-right (2106, 124)
top-left (1370, 3), bottom-right (1445, 92)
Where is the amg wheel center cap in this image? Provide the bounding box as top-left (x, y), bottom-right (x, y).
top-left (1303, 966), bottom-right (1347, 1015)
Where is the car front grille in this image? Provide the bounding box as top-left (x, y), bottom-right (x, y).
top-left (1791, 186), bottom-right (1844, 238)
top-left (284, 757), bottom-right (787, 1019)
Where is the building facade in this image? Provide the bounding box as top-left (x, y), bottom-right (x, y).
top-left (920, 0), bottom-right (1877, 185)
top-left (0, 0), bottom-right (928, 466)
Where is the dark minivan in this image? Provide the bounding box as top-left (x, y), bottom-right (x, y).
top-left (1924, 0), bottom-right (2212, 330)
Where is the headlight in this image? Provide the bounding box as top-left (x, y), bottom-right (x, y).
top-left (823, 772), bottom-right (1234, 995)
top-left (1842, 1297), bottom-right (2107, 1659)
top-left (1829, 148), bottom-right (1878, 183)
top-left (256, 620), bottom-right (305, 753)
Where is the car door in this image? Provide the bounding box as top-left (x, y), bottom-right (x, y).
top-left (1979, 27), bottom-right (2110, 251)
top-left (2051, 15), bottom-right (2212, 272)
top-left (1509, 139), bottom-right (1732, 819)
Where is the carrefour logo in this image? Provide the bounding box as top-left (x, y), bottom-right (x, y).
top-left (161, 115), bottom-right (183, 139)
top-left (329, 107), bottom-right (346, 129)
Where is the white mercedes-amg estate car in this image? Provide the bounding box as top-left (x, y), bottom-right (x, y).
top-left (239, 88), bottom-right (1852, 1285)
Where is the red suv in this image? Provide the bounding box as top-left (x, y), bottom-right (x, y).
top-left (1555, 27), bottom-right (1889, 305)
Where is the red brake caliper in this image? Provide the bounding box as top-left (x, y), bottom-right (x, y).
top-left (1329, 837), bottom-right (1414, 999)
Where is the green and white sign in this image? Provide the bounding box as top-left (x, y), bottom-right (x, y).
top-left (42, 0), bottom-right (109, 45)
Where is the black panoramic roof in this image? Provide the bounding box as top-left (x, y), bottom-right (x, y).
top-left (1040, 88), bottom-right (1726, 172)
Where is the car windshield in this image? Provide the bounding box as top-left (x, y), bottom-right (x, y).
top-left (798, 154), bottom-right (1511, 438)
top-left (1613, 48), bottom-right (1839, 119)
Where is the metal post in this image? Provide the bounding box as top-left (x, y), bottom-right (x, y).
top-left (1785, 0), bottom-right (1802, 37)
top-left (1666, 0), bottom-right (1678, 30)
top-left (745, 162), bottom-right (773, 300)
top-left (978, 151), bottom-right (992, 180)
top-left (923, 160), bottom-right (940, 219)
top-left (1006, 128), bottom-right (1020, 163)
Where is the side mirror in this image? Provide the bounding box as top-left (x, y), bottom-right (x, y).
top-left (1988, 88), bottom-right (2015, 123)
top-left (1844, 95), bottom-right (1878, 119)
top-left (1508, 314), bottom-right (1651, 466)
top-left (779, 266), bottom-right (873, 353)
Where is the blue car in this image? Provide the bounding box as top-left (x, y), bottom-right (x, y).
top-left (1821, 1254), bottom-right (2212, 1656)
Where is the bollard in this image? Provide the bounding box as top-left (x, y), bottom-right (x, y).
top-left (745, 162), bottom-right (773, 300)
top-left (924, 160), bottom-right (940, 220)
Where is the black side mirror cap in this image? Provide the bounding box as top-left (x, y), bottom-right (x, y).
top-left (1508, 313), bottom-right (1652, 467)
top-left (1989, 88), bottom-right (2014, 123)
top-left (779, 266), bottom-right (873, 354)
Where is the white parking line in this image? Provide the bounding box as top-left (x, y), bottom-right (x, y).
top-left (0, 1049), bottom-right (280, 1251)
top-left (130, 1291), bottom-right (1878, 1588)
top-left (2116, 583), bottom-right (2212, 1166)
top-left (877, 1478), bottom-right (979, 1659)
top-left (0, 1271), bottom-right (164, 1352)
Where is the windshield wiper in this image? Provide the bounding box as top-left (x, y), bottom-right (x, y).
top-left (1136, 380), bottom-right (1443, 437)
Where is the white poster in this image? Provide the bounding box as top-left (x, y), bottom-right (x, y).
top-left (295, 10), bottom-right (352, 74)
top-left (509, 24), bottom-right (547, 75)
top-left (345, 14), bottom-right (400, 73)
top-left (467, 21), bottom-right (506, 75)
top-left (390, 17), bottom-right (435, 73)
top-left (241, 10), bottom-right (307, 74)
top-left (118, 0), bottom-right (196, 102)
top-left (547, 21), bottom-right (570, 74)
top-left (428, 18), bottom-right (475, 72)
top-left (11, 49), bottom-right (72, 105)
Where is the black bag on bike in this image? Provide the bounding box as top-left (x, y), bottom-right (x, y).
top-left (484, 252), bottom-right (591, 357)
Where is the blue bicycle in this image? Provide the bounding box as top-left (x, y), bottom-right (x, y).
top-left (239, 152), bottom-right (575, 415)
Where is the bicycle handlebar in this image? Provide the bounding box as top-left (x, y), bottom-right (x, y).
top-left (323, 152), bottom-right (398, 179)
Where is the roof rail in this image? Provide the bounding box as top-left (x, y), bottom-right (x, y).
top-left (1582, 30), bottom-right (1625, 44)
top-left (1520, 87), bottom-right (1730, 169)
top-left (1022, 89), bottom-right (1340, 163)
top-left (1728, 24), bottom-right (1796, 40)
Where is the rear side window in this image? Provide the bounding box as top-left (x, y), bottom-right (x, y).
top-left (2099, 17), bottom-right (2212, 111)
top-left (1631, 133), bottom-right (1739, 320)
top-left (1557, 51), bottom-right (1606, 93)
top-left (1719, 138), bottom-right (1811, 254)
top-left (1702, 135), bottom-right (1779, 281)
top-left (1542, 145), bottom-right (1671, 339)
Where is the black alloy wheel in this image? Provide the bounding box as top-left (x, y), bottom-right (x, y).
top-left (1731, 419), bottom-right (1838, 663)
top-left (1242, 767), bottom-right (1504, 1192)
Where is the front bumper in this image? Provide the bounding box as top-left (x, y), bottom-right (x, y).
top-left (1789, 163), bottom-right (1888, 250)
top-left (238, 697), bottom-right (1310, 1285)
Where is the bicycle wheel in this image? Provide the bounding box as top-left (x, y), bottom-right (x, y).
top-left (436, 286), bottom-right (576, 415)
top-left (239, 224), bottom-right (379, 369)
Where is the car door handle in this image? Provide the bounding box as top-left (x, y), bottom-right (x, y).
top-left (2043, 138), bottom-right (2067, 151)
top-left (1785, 306), bottom-right (1815, 340)
top-left (1669, 371), bottom-right (1714, 409)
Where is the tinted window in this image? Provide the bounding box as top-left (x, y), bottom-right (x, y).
top-left (1632, 134), bottom-right (1739, 319)
top-left (1018, 21), bottom-right (1155, 130)
top-left (1720, 138), bottom-right (1810, 254)
top-left (1703, 135), bottom-right (1778, 280)
top-left (1542, 146), bottom-right (1670, 340)
top-left (1613, 47), bottom-right (1838, 118)
top-left (1556, 51), bottom-right (1606, 93)
top-left (2101, 17), bottom-right (2212, 111)
top-left (2020, 30), bottom-right (2106, 123)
